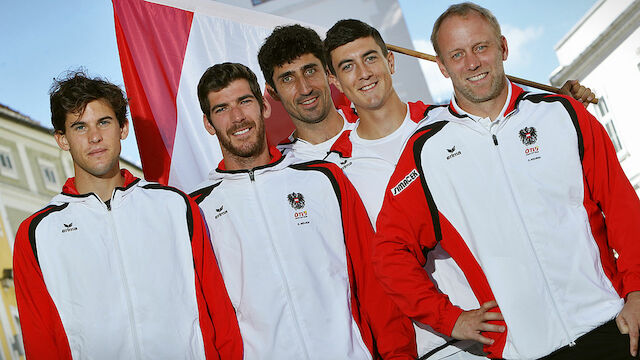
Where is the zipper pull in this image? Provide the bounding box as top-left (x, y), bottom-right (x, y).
top-left (492, 134), bottom-right (499, 146)
top-left (248, 169), bottom-right (255, 181)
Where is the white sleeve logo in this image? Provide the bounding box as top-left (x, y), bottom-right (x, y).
top-left (391, 169), bottom-right (420, 196)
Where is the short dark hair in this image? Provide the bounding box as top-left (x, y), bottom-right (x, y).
top-left (324, 19), bottom-right (388, 74)
top-left (258, 25), bottom-right (327, 90)
top-left (431, 2), bottom-right (502, 57)
top-left (50, 71), bottom-right (128, 133)
top-left (197, 62), bottom-right (264, 122)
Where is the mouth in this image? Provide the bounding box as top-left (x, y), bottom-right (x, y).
top-left (233, 127), bottom-right (251, 136)
top-left (299, 95), bottom-right (319, 107)
top-left (359, 82), bottom-right (377, 91)
top-left (88, 148), bottom-right (107, 156)
top-left (467, 72), bottom-right (488, 82)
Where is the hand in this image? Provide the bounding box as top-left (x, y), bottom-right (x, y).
top-left (559, 80), bottom-right (595, 108)
top-left (616, 291), bottom-right (640, 357)
top-left (451, 300), bottom-right (505, 345)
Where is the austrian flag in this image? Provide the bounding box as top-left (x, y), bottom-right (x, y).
top-left (113, 0), bottom-right (345, 190)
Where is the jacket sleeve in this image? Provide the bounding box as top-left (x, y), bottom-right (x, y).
top-left (326, 163), bottom-right (417, 360)
top-left (372, 130), bottom-right (463, 337)
top-left (188, 198), bottom-right (243, 360)
top-left (571, 96), bottom-right (640, 298)
top-left (13, 212), bottom-right (72, 360)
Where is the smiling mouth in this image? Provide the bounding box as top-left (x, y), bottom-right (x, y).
top-left (360, 82), bottom-right (377, 91)
top-left (233, 128), bottom-right (251, 136)
top-left (299, 96), bottom-right (318, 106)
top-left (467, 72), bottom-right (488, 82)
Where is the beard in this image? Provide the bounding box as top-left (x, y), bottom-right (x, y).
top-left (216, 117), bottom-right (267, 159)
top-left (457, 71), bottom-right (506, 104)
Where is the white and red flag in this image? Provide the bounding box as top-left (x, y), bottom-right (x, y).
top-left (113, 0), bottom-right (349, 189)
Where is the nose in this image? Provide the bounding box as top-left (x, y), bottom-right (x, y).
top-left (88, 126), bottom-right (103, 143)
top-left (465, 52), bottom-right (480, 71)
top-left (230, 105), bottom-right (245, 122)
top-left (357, 62), bottom-right (373, 80)
top-left (297, 77), bottom-right (312, 96)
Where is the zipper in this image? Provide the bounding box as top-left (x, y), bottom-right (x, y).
top-left (489, 128), bottom-right (575, 345)
top-left (107, 201), bottom-right (142, 359)
top-left (248, 174), bottom-right (311, 359)
top-left (248, 169), bottom-right (255, 181)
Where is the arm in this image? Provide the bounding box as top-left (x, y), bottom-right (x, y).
top-left (329, 164), bottom-right (417, 359)
top-left (13, 214), bottom-right (72, 360)
top-left (188, 199), bottom-right (243, 360)
top-left (571, 97), bottom-right (640, 356)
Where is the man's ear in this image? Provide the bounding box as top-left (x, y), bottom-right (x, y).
top-left (54, 131), bottom-right (70, 151)
top-left (120, 120), bottom-right (129, 141)
top-left (500, 35), bottom-right (509, 61)
top-left (266, 84), bottom-right (280, 102)
top-left (262, 98), bottom-right (272, 119)
top-left (328, 72), bottom-right (343, 93)
top-left (386, 50), bottom-right (396, 75)
top-left (436, 56), bottom-right (450, 79)
top-left (203, 114), bottom-right (216, 136)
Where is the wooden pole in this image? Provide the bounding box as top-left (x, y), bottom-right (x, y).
top-left (386, 44), bottom-right (597, 104)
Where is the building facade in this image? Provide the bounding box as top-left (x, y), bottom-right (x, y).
top-left (0, 104), bottom-right (142, 359)
top-left (550, 0), bottom-right (640, 195)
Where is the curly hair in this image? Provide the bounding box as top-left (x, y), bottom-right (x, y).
top-left (49, 71), bottom-right (128, 133)
top-left (324, 19), bottom-right (388, 75)
top-left (197, 62), bottom-right (264, 122)
top-left (258, 24), bottom-right (326, 90)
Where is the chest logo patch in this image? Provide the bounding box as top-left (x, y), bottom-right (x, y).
top-left (446, 145), bottom-right (462, 160)
top-left (214, 204), bottom-right (228, 219)
top-left (519, 127), bottom-right (538, 145)
top-left (391, 169), bottom-right (420, 196)
top-left (287, 192), bottom-right (305, 210)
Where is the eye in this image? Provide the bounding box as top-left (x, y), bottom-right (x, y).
top-left (240, 98), bottom-right (253, 105)
top-left (475, 45), bottom-right (487, 52)
top-left (451, 51), bottom-right (463, 60)
top-left (304, 67), bottom-right (316, 76)
top-left (341, 63), bottom-right (353, 72)
top-left (98, 119), bottom-right (111, 127)
top-left (364, 55), bottom-right (377, 63)
top-left (282, 75), bottom-right (293, 83)
top-left (73, 125), bottom-right (86, 131)
top-left (213, 106), bottom-right (226, 114)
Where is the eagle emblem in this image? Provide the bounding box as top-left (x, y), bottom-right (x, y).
top-left (287, 192), bottom-right (305, 210)
top-left (519, 127), bottom-right (537, 145)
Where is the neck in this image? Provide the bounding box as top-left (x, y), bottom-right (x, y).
top-left (355, 91), bottom-right (406, 140)
top-left (294, 108), bottom-right (344, 144)
top-left (456, 77), bottom-right (509, 121)
top-left (74, 167), bottom-right (125, 202)
top-left (222, 145), bottom-right (273, 171)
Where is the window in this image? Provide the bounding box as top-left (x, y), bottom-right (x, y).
top-left (38, 159), bottom-right (60, 192)
top-left (0, 146), bottom-right (18, 179)
top-left (593, 96), bottom-right (627, 158)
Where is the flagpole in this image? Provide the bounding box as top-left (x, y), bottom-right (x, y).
top-left (386, 44), bottom-right (598, 104)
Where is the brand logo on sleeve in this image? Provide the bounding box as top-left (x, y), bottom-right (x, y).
top-left (391, 169), bottom-right (420, 196)
top-left (61, 223), bottom-right (78, 233)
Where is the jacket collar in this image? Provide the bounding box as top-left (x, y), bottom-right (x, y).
top-left (448, 81), bottom-right (525, 120)
top-left (210, 146), bottom-right (291, 181)
top-left (61, 169), bottom-right (139, 196)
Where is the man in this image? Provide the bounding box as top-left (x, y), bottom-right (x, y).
top-left (372, 3), bottom-right (640, 359)
top-left (13, 72), bottom-right (242, 359)
top-left (257, 24), bottom-right (357, 160)
top-left (190, 62), bottom-right (416, 359)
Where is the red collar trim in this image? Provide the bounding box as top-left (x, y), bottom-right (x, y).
top-left (328, 130), bottom-right (353, 158)
top-left (62, 169), bottom-right (137, 195)
top-left (217, 145), bottom-right (283, 171)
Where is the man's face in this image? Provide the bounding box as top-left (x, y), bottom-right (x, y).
top-left (328, 36), bottom-right (395, 111)
top-left (435, 12), bottom-right (508, 106)
top-left (55, 99), bottom-right (128, 180)
top-left (204, 79), bottom-right (270, 159)
top-left (269, 53), bottom-right (333, 125)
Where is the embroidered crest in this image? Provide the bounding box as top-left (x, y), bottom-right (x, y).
top-left (287, 192), bottom-right (305, 210)
top-left (519, 127), bottom-right (538, 145)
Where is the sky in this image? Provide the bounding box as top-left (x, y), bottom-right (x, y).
top-left (0, 0), bottom-right (597, 165)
